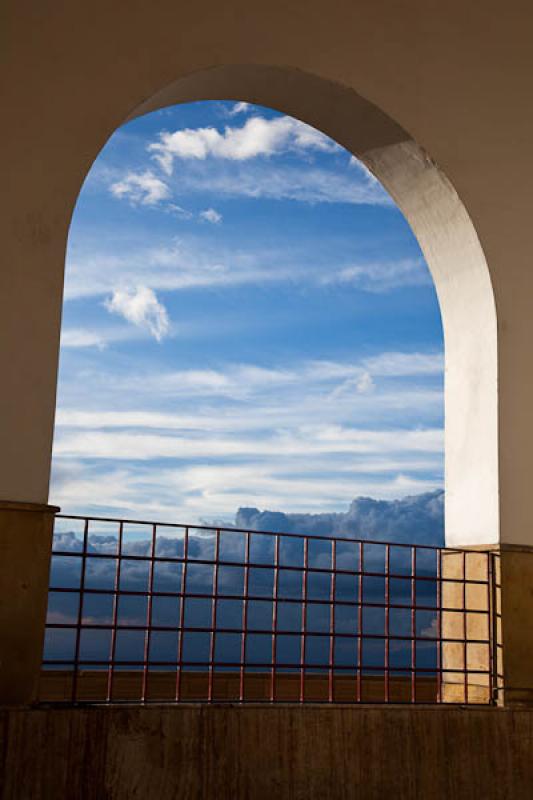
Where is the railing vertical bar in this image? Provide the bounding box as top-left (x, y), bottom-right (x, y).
top-left (490, 551), bottom-right (499, 705)
top-left (71, 517), bottom-right (89, 703)
top-left (328, 540), bottom-right (336, 703)
top-left (486, 552), bottom-right (494, 705)
top-left (208, 529), bottom-right (220, 702)
top-left (106, 520), bottom-right (123, 702)
top-left (175, 527), bottom-right (189, 702)
top-left (384, 544), bottom-right (390, 703)
top-left (299, 537), bottom-right (308, 703)
top-left (463, 550), bottom-right (468, 704)
top-left (141, 523), bottom-right (157, 702)
top-left (270, 535), bottom-right (280, 702)
top-left (436, 547), bottom-right (442, 703)
top-left (356, 542), bottom-right (364, 702)
top-left (410, 546), bottom-right (417, 703)
top-left (41, 513), bottom-right (495, 709)
top-left (239, 531), bottom-right (251, 702)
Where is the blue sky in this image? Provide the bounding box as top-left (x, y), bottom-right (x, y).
top-left (49, 101), bottom-right (443, 524)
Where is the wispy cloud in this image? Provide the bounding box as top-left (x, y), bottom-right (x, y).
top-left (169, 161), bottom-right (390, 206)
top-left (57, 355), bottom-right (442, 403)
top-left (322, 259), bottom-right (431, 291)
top-left (104, 286), bottom-right (170, 341)
top-left (53, 425), bottom-right (443, 462)
top-left (64, 238), bottom-right (427, 301)
top-left (165, 203), bottom-right (193, 220)
top-left (109, 170), bottom-right (170, 205)
top-left (60, 328), bottom-right (108, 350)
top-left (51, 349), bottom-right (443, 520)
top-left (50, 455), bottom-right (442, 521)
top-left (106, 161), bottom-right (389, 208)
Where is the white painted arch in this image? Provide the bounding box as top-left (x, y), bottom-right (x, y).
top-left (1, 64), bottom-right (499, 547)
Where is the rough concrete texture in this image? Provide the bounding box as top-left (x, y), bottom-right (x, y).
top-left (0, 503), bottom-right (57, 705)
top-left (1, 705), bottom-right (533, 799)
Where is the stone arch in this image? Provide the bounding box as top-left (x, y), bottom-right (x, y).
top-left (122, 64), bottom-right (499, 547)
top-left (3, 64), bottom-right (498, 549)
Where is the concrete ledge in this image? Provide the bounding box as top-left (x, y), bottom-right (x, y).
top-left (0, 501), bottom-right (60, 514)
top-left (1, 704), bottom-right (533, 799)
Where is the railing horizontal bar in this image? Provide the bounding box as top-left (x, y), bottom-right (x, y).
top-left (55, 514), bottom-right (489, 554)
top-left (44, 622), bottom-right (489, 646)
top-left (39, 699), bottom-right (493, 709)
top-left (46, 586), bottom-right (491, 615)
top-left (42, 513), bottom-right (495, 707)
top-left (41, 659), bottom-right (491, 675)
top-left (49, 551), bottom-right (488, 586)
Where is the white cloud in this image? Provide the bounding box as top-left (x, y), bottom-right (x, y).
top-left (56, 356), bottom-right (443, 424)
top-left (50, 455), bottom-right (441, 521)
top-left (228, 102), bottom-right (250, 116)
top-left (104, 286), bottom-right (170, 341)
top-left (199, 208), bottom-right (222, 224)
top-left (53, 425), bottom-right (443, 462)
top-left (69, 355), bottom-right (440, 402)
top-left (52, 350), bottom-right (443, 521)
top-left (109, 170), bottom-right (170, 205)
top-left (148, 115), bottom-right (339, 173)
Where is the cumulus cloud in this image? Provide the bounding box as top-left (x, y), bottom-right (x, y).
top-left (104, 286), bottom-right (170, 341)
top-left (46, 489), bottom-right (442, 668)
top-left (199, 208), bottom-right (222, 224)
top-left (148, 115), bottom-right (339, 173)
top-left (109, 170), bottom-right (170, 205)
top-left (236, 490), bottom-right (444, 546)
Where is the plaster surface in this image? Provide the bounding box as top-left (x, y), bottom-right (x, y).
top-left (2, 705), bottom-right (533, 799)
top-left (3, 2), bottom-right (533, 548)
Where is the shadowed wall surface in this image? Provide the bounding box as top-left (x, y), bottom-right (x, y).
top-left (5, 0), bottom-right (530, 549)
top-left (2, 705), bottom-right (533, 799)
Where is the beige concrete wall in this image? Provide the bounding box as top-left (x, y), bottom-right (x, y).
top-left (0, 503), bottom-right (58, 705)
top-left (2, 705), bottom-right (533, 799)
top-left (2, 1), bottom-right (533, 549)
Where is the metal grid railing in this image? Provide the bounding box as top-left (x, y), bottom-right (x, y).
top-left (40, 514), bottom-right (496, 705)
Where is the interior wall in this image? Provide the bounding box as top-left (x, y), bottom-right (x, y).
top-left (2, 705), bottom-right (533, 799)
top-left (3, 0), bottom-right (533, 545)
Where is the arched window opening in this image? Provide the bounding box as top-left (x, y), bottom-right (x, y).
top-left (37, 71), bottom-right (496, 707)
top-left (51, 100), bottom-right (444, 539)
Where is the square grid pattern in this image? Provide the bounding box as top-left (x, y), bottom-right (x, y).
top-left (40, 516), bottom-right (496, 705)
